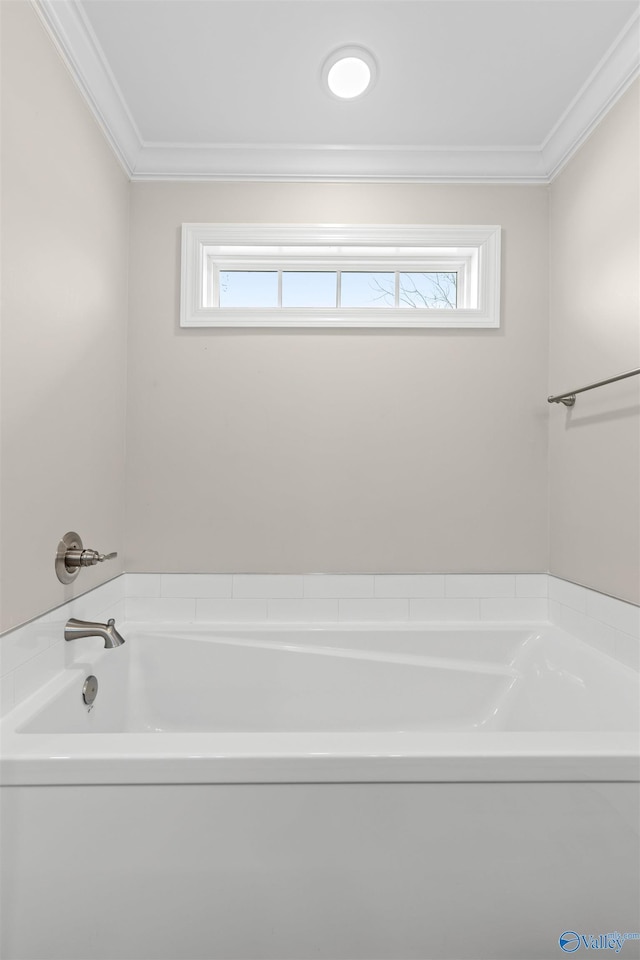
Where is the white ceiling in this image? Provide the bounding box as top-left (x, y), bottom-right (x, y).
top-left (36, 0), bottom-right (640, 181)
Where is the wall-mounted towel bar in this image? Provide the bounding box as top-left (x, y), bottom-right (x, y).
top-left (547, 367), bottom-right (640, 407)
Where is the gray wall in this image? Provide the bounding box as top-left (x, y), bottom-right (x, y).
top-left (125, 182), bottom-right (549, 574)
top-left (2, 6), bottom-right (636, 634)
top-left (548, 80), bottom-right (640, 604)
top-left (0, 2), bottom-right (129, 632)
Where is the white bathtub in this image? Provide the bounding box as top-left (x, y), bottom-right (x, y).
top-left (1, 622), bottom-right (639, 960)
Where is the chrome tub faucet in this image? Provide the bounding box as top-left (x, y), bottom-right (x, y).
top-left (65, 618), bottom-right (125, 649)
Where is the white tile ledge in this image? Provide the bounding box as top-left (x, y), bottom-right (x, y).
top-left (125, 572), bottom-right (550, 600)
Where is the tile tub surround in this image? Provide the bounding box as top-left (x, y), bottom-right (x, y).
top-left (123, 573), bottom-right (639, 671)
top-left (548, 576), bottom-right (640, 672)
top-left (2, 573), bottom-right (638, 718)
top-left (125, 572), bottom-right (638, 669)
top-left (124, 573), bottom-right (550, 624)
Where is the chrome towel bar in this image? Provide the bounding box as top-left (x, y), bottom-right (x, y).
top-left (548, 367), bottom-right (640, 407)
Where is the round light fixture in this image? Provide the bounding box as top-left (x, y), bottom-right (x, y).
top-left (322, 46), bottom-right (377, 100)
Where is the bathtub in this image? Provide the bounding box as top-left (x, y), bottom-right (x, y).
top-left (1, 622), bottom-right (639, 960)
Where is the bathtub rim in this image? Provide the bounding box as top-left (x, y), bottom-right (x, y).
top-left (1, 728), bottom-right (640, 785)
top-left (1, 620), bottom-right (639, 786)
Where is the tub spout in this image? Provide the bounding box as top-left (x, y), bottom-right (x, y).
top-left (65, 618), bottom-right (125, 649)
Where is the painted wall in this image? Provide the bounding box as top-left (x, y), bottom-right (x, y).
top-left (548, 80), bottom-right (640, 604)
top-left (0, 2), bottom-right (129, 632)
top-left (126, 182), bottom-right (549, 574)
top-left (4, 5), bottom-right (635, 615)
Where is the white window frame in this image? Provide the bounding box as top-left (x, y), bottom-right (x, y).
top-left (180, 224), bottom-right (501, 328)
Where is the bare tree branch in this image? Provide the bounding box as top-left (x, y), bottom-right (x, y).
top-left (368, 272), bottom-right (457, 308)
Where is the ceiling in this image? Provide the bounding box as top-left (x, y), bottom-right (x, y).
top-left (36, 0), bottom-right (640, 181)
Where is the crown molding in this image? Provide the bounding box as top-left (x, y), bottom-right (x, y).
top-left (131, 143), bottom-right (548, 183)
top-left (30, 0), bottom-right (141, 177)
top-left (31, 0), bottom-right (640, 184)
top-left (541, 8), bottom-right (640, 181)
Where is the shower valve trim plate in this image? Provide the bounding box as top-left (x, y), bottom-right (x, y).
top-left (55, 531), bottom-right (117, 584)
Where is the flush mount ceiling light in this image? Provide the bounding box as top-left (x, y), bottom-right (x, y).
top-left (322, 46), bottom-right (377, 100)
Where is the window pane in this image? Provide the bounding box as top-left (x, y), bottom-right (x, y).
top-left (399, 272), bottom-right (457, 308)
top-left (282, 272), bottom-right (337, 307)
top-left (219, 271), bottom-right (278, 307)
top-left (340, 272), bottom-right (395, 307)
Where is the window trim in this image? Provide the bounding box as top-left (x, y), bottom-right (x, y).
top-left (180, 224), bottom-right (501, 328)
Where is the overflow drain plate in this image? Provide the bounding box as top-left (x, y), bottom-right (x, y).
top-left (82, 675), bottom-right (98, 706)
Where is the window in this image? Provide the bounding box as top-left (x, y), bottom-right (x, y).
top-left (180, 224), bottom-right (501, 328)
